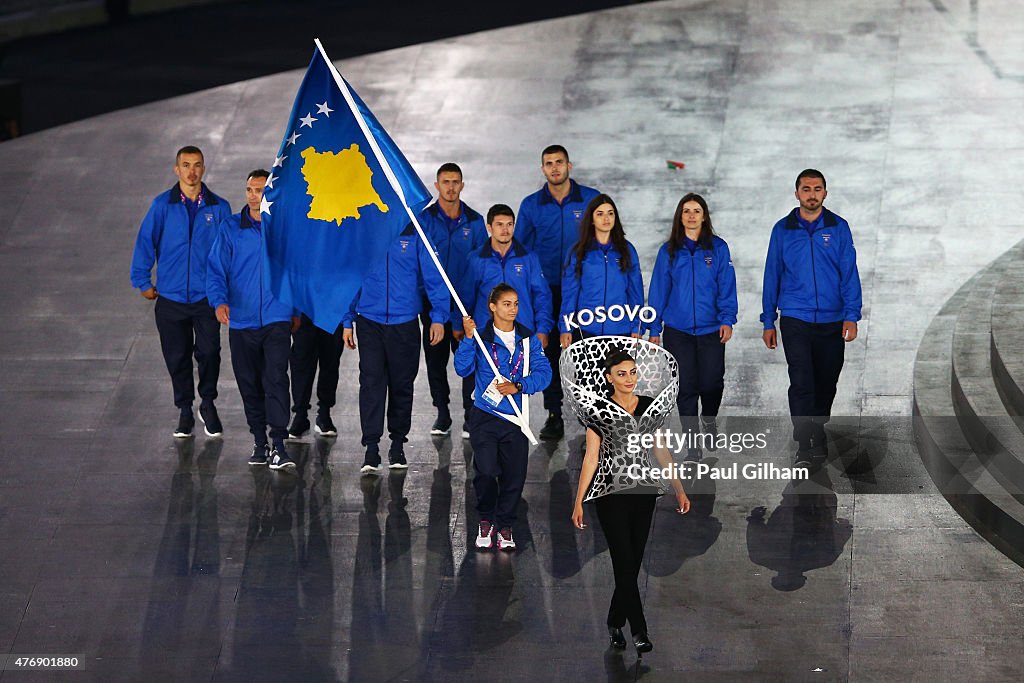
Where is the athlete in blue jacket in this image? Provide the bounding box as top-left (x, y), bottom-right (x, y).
top-left (559, 194), bottom-right (645, 342)
top-left (417, 163), bottom-right (488, 437)
top-left (761, 169), bottom-right (862, 466)
top-left (455, 204), bottom-right (552, 437)
top-left (130, 145), bottom-right (231, 438)
top-left (456, 205), bottom-right (553, 341)
top-left (516, 144), bottom-right (599, 440)
top-left (455, 283), bottom-right (552, 552)
top-left (207, 169), bottom-right (298, 471)
top-left (648, 194), bottom-right (737, 449)
top-left (343, 223), bottom-right (451, 473)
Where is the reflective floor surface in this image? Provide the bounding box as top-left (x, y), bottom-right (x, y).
top-left (2, 0), bottom-right (1024, 680)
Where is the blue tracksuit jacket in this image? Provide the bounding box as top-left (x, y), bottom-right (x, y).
top-left (206, 208), bottom-right (294, 330)
top-left (647, 236), bottom-right (738, 337)
top-left (760, 208), bottom-right (862, 329)
top-left (456, 240), bottom-right (553, 334)
top-left (130, 183), bottom-right (232, 303)
top-left (560, 240), bottom-right (645, 335)
top-left (343, 224), bottom-right (451, 328)
top-left (454, 321), bottom-right (552, 418)
top-left (516, 179), bottom-right (600, 284)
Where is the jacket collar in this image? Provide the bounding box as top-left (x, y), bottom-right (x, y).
top-left (478, 237), bottom-right (527, 259)
top-left (538, 179), bottom-right (583, 205)
top-left (427, 200), bottom-right (482, 224)
top-left (479, 320), bottom-right (535, 344)
top-left (167, 182), bottom-right (220, 206)
top-left (784, 207), bottom-right (837, 230)
top-left (588, 238), bottom-right (619, 253)
top-left (240, 207), bottom-right (261, 229)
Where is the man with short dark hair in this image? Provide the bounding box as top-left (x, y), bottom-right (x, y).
top-left (458, 204), bottom-right (551, 341)
top-left (517, 145), bottom-right (599, 440)
top-left (207, 170), bottom-right (299, 471)
top-left (456, 204), bottom-right (552, 438)
top-left (761, 169), bottom-right (862, 468)
top-left (416, 163), bottom-right (488, 437)
top-left (131, 146), bottom-right (231, 438)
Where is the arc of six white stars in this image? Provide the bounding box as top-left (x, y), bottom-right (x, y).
top-left (270, 102), bottom-right (333, 194)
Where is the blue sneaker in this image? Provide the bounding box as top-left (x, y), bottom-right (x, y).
top-left (173, 410), bottom-right (195, 438)
top-left (269, 445), bottom-right (296, 471)
top-left (248, 443), bottom-right (269, 467)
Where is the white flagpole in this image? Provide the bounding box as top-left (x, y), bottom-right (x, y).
top-left (314, 39), bottom-right (538, 444)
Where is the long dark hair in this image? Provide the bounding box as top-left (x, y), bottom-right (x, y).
top-left (666, 193), bottom-right (716, 260)
top-left (569, 194), bottom-right (632, 278)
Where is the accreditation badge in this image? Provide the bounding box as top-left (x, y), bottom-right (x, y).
top-left (482, 375), bottom-right (511, 408)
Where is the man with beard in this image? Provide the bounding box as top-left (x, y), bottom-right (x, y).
top-left (761, 169), bottom-right (862, 468)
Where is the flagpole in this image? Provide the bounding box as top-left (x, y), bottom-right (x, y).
top-left (314, 39), bottom-right (538, 444)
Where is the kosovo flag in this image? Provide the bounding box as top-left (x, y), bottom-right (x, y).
top-left (262, 41), bottom-right (432, 333)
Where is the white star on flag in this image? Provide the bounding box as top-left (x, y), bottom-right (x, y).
top-left (265, 172), bottom-right (277, 189)
top-left (286, 131), bottom-right (300, 146)
top-left (260, 195), bottom-right (273, 215)
top-left (316, 101), bottom-right (333, 117)
top-left (273, 154), bottom-right (287, 168)
top-left (299, 113), bottom-right (317, 128)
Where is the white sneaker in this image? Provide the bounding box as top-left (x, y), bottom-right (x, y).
top-left (461, 429), bottom-right (470, 439)
top-left (496, 527), bottom-right (516, 551)
top-left (360, 463), bottom-right (383, 476)
top-left (475, 521), bottom-right (494, 549)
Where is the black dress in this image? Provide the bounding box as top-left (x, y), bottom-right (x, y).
top-left (591, 394), bottom-right (659, 635)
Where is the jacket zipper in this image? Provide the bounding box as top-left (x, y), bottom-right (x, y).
top-left (446, 219), bottom-right (455, 270)
top-left (257, 225), bottom-right (264, 328)
top-left (602, 249), bottom-right (609, 335)
top-left (690, 250), bottom-right (697, 334)
top-left (808, 231), bottom-right (819, 322)
top-left (186, 203), bottom-right (196, 302)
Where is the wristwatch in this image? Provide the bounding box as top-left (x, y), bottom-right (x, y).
top-left (514, 381), bottom-right (523, 393)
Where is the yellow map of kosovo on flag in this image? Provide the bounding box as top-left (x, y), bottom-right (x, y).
top-left (300, 144), bottom-right (389, 225)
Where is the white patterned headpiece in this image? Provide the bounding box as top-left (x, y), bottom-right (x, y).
top-left (560, 336), bottom-right (679, 500)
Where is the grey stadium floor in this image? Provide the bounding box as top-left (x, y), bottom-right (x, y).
top-left (1, 0), bottom-right (1023, 680)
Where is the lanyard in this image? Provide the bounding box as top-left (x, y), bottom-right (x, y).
top-left (180, 190), bottom-right (204, 208)
top-left (491, 341), bottom-right (523, 380)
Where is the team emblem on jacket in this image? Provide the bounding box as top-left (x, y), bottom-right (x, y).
top-left (399, 239), bottom-right (410, 252)
top-left (513, 263), bottom-right (524, 275)
top-left (822, 233), bottom-right (831, 244)
top-left (205, 213), bottom-right (214, 224)
top-left (704, 254), bottom-right (713, 266)
top-left (462, 227), bottom-right (472, 238)
top-left (573, 209), bottom-right (583, 222)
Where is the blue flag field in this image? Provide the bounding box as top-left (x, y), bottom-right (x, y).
top-left (262, 41), bottom-right (432, 332)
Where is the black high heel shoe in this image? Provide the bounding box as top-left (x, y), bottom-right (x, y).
top-left (608, 626), bottom-right (626, 650)
top-left (633, 632), bottom-right (653, 655)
